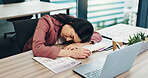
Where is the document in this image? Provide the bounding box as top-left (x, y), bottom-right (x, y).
top-left (82, 38), bottom-right (112, 52)
top-left (32, 57), bottom-right (81, 73)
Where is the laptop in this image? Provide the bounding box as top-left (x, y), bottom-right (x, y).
top-left (73, 42), bottom-right (142, 78)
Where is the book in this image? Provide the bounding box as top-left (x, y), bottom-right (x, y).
top-left (32, 57), bottom-right (81, 73)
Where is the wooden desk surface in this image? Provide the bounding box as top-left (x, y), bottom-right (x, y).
top-left (0, 49), bottom-right (148, 78)
top-left (0, 1), bottom-right (74, 20)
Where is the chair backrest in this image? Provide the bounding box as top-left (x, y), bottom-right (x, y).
top-left (13, 19), bottom-right (39, 52)
top-left (3, 0), bottom-right (25, 4)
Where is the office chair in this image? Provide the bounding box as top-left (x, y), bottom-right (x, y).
top-left (3, 0), bottom-right (33, 40)
top-left (13, 19), bottom-right (39, 52)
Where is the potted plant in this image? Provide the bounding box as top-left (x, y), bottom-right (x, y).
top-left (128, 32), bottom-right (148, 54)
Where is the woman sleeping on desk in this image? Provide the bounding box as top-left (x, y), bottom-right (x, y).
top-left (23, 13), bottom-right (102, 59)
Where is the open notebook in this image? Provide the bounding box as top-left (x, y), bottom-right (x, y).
top-left (32, 57), bottom-right (81, 73)
top-left (82, 38), bottom-right (112, 52)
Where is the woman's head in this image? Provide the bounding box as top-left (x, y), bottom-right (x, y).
top-left (51, 14), bottom-right (94, 43)
top-left (60, 24), bottom-right (81, 42)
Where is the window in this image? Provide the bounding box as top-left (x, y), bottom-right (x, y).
top-left (87, 0), bottom-right (139, 30)
top-left (26, 0), bottom-right (141, 29)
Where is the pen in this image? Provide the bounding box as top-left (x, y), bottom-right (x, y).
top-left (104, 45), bottom-right (113, 51)
top-left (92, 47), bottom-right (105, 52)
top-left (92, 45), bottom-right (113, 53)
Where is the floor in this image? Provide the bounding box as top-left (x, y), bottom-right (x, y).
top-left (0, 20), bottom-right (21, 59)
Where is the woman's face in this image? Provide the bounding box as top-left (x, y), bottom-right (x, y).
top-left (60, 24), bottom-right (81, 43)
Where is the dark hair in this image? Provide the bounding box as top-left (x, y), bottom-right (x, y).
top-left (51, 13), bottom-right (94, 43)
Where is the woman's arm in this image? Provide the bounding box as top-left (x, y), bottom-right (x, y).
top-left (63, 42), bottom-right (90, 50)
top-left (64, 32), bottom-right (102, 50)
top-left (90, 31), bottom-right (102, 43)
top-left (32, 15), bottom-right (61, 59)
top-left (58, 48), bottom-right (92, 58)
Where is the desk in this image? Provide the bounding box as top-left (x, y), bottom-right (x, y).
top-left (0, 1), bottom-right (74, 20)
top-left (1, 24), bottom-right (148, 78)
top-left (97, 24), bottom-right (148, 42)
top-left (0, 49), bottom-right (148, 78)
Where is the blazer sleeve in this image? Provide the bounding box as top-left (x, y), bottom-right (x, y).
top-left (90, 31), bottom-right (102, 43)
top-left (32, 17), bottom-right (61, 59)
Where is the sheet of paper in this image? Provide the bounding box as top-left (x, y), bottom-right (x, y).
top-left (32, 57), bottom-right (81, 73)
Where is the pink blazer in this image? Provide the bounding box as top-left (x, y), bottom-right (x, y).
top-left (23, 15), bottom-right (102, 59)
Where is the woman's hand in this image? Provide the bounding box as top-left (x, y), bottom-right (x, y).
top-left (69, 48), bottom-right (92, 58)
top-left (64, 43), bottom-right (82, 50)
top-left (58, 48), bottom-right (92, 59)
top-left (64, 42), bottom-right (90, 50)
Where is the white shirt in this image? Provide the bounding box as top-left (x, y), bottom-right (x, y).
top-left (55, 35), bottom-right (66, 44)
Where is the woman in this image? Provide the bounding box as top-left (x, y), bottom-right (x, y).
top-left (23, 14), bottom-right (102, 59)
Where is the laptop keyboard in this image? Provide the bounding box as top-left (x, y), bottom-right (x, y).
top-left (84, 69), bottom-right (102, 78)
